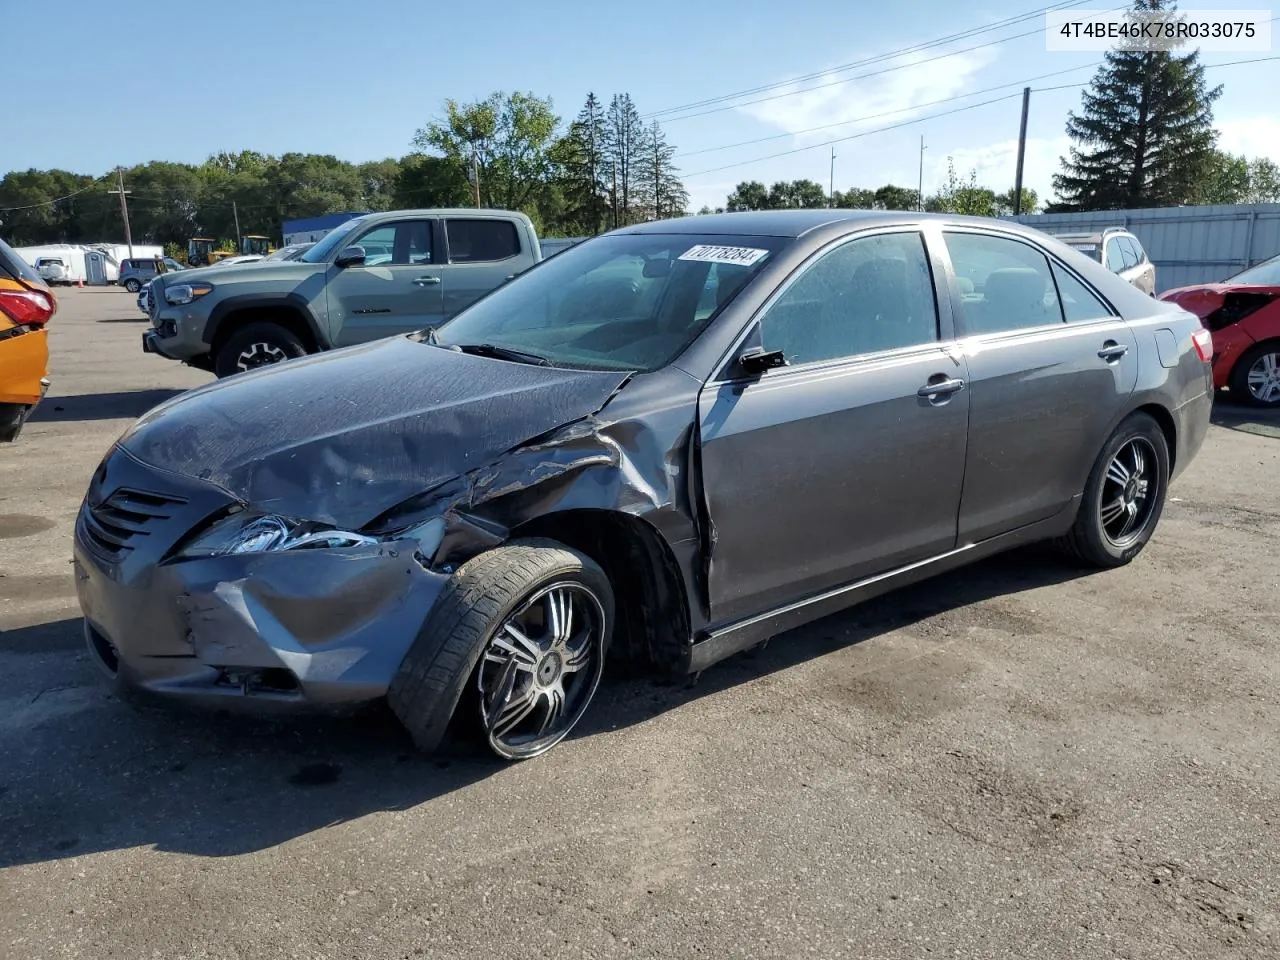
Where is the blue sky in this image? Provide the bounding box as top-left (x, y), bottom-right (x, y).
top-left (6, 0), bottom-right (1277, 212)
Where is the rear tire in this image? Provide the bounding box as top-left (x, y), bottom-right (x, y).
top-left (1057, 412), bottom-right (1170, 568)
top-left (123, 278), bottom-right (141, 293)
top-left (388, 538), bottom-right (614, 761)
top-left (1229, 342), bottom-right (1280, 407)
top-left (213, 322), bottom-right (307, 378)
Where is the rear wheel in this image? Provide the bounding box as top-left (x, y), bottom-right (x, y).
top-left (213, 322), bottom-right (307, 378)
top-left (388, 539), bottom-right (613, 761)
top-left (1229, 342), bottom-right (1280, 407)
top-left (1058, 412), bottom-right (1170, 568)
top-left (123, 278), bottom-right (141, 293)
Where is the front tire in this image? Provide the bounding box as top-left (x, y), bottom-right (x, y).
top-left (388, 539), bottom-right (614, 761)
top-left (1229, 342), bottom-right (1280, 407)
top-left (213, 322), bottom-right (307, 378)
top-left (1058, 412), bottom-right (1170, 568)
top-left (123, 278), bottom-right (141, 293)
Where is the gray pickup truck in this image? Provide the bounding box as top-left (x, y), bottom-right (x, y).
top-left (143, 208), bottom-right (544, 377)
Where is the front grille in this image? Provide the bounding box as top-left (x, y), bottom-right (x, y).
top-left (81, 487), bottom-right (188, 559)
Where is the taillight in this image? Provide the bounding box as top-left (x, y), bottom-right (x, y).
top-left (1191, 327), bottom-right (1213, 363)
top-left (0, 283), bottom-right (55, 327)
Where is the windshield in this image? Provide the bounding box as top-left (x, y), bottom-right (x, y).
top-left (435, 233), bottom-right (788, 372)
top-left (300, 218), bottom-right (368, 263)
top-left (1228, 254), bottom-right (1280, 286)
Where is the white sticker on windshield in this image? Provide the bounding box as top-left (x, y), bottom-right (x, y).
top-left (678, 244), bottom-right (769, 267)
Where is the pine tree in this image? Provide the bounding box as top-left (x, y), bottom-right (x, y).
top-left (553, 93), bottom-right (609, 234)
top-left (605, 94), bottom-right (643, 227)
top-left (635, 121), bottom-right (689, 220)
top-left (1051, 0), bottom-right (1221, 211)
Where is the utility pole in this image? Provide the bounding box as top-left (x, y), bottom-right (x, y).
top-left (829, 147), bottom-right (837, 208)
top-left (917, 136), bottom-right (926, 212)
top-left (470, 142), bottom-right (481, 209)
top-left (1013, 86), bottom-right (1031, 216)
top-left (232, 200), bottom-right (242, 244)
top-left (108, 167), bottom-right (134, 258)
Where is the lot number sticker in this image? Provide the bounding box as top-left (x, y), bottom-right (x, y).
top-left (678, 244), bottom-right (769, 266)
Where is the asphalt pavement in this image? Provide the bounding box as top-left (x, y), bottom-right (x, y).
top-left (2, 287), bottom-right (1279, 959)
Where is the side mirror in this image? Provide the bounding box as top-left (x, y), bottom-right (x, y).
top-left (335, 245), bottom-right (367, 268)
top-left (738, 346), bottom-right (787, 375)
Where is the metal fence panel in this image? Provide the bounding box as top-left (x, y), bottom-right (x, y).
top-left (1005, 203), bottom-right (1280, 292)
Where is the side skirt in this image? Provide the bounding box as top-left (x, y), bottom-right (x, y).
top-left (685, 504), bottom-right (1077, 674)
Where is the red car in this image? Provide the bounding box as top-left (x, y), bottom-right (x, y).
top-left (1160, 254), bottom-right (1280, 407)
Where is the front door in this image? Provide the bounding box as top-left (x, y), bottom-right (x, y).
top-left (939, 228), bottom-right (1138, 544)
top-left (697, 229), bottom-right (970, 625)
top-left (326, 218), bottom-right (444, 345)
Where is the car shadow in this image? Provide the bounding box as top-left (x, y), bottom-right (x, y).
top-left (0, 546), bottom-right (1086, 869)
top-left (29, 389), bottom-right (186, 423)
top-left (1211, 393), bottom-right (1280, 437)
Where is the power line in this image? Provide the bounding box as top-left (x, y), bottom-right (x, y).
top-left (676, 63), bottom-right (1101, 160)
top-left (0, 177), bottom-right (109, 212)
top-left (681, 53), bottom-right (1280, 181)
top-left (645, 0), bottom-right (1098, 120)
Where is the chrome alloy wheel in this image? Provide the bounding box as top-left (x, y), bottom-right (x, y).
top-left (477, 581), bottom-right (606, 760)
top-left (236, 341), bottom-right (288, 371)
top-left (1099, 437), bottom-right (1160, 547)
top-left (1246, 350), bottom-right (1280, 405)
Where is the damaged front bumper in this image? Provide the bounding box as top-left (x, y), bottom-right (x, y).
top-left (75, 534), bottom-right (451, 710)
top-left (73, 448), bottom-right (454, 711)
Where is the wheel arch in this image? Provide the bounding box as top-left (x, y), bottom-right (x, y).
top-left (203, 294), bottom-right (324, 357)
top-left (1132, 401), bottom-right (1178, 474)
top-left (509, 508), bottom-right (692, 674)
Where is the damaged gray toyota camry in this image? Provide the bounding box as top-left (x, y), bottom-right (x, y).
top-left (74, 211), bottom-right (1213, 760)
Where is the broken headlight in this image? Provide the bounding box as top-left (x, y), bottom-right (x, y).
top-left (175, 513), bottom-right (444, 560)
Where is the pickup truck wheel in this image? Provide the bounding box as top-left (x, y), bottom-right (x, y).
top-left (213, 322), bottom-right (307, 378)
top-left (388, 538), bottom-right (614, 762)
top-left (123, 278), bottom-right (141, 293)
top-left (1056, 412), bottom-right (1169, 568)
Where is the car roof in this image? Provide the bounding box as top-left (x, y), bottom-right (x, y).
top-left (615, 209), bottom-right (1070, 241)
top-left (1046, 228), bottom-right (1132, 243)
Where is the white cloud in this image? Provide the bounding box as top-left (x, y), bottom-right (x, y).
top-left (1215, 116), bottom-right (1280, 161)
top-left (737, 47), bottom-right (1000, 142)
top-left (925, 136), bottom-right (1071, 204)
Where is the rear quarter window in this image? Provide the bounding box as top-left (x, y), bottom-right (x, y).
top-left (446, 219), bottom-right (521, 263)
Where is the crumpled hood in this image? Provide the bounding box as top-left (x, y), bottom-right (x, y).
top-left (119, 336), bottom-right (631, 529)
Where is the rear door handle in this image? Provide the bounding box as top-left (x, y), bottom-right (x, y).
top-left (918, 376), bottom-right (966, 400)
top-left (1098, 341), bottom-right (1128, 361)
top-left (413, 276), bottom-right (441, 286)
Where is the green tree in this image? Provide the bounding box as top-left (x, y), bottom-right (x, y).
top-left (927, 160), bottom-right (997, 216)
top-left (554, 93), bottom-right (610, 234)
top-left (833, 187), bottom-right (876, 209)
top-left (635, 121), bottom-right (688, 220)
top-left (1244, 157), bottom-right (1280, 203)
top-left (994, 186), bottom-right (1039, 216)
top-left (414, 91), bottom-right (560, 214)
top-left (767, 179), bottom-right (827, 209)
top-left (871, 185), bottom-right (920, 211)
top-left (1051, 0), bottom-right (1221, 210)
top-left (393, 154), bottom-right (470, 209)
top-left (605, 93), bottom-right (644, 226)
top-left (725, 181), bottom-right (770, 211)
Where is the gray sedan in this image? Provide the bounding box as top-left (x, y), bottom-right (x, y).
top-left (73, 211), bottom-right (1213, 761)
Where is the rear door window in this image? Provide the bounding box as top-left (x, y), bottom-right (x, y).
top-left (1104, 237), bottom-right (1128, 273)
top-left (446, 219), bottom-right (521, 263)
top-left (943, 231), bottom-right (1063, 335)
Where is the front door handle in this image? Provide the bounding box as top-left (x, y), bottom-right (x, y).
top-left (1098, 341), bottom-right (1128, 362)
top-left (917, 375), bottom-right (966, 401)
top-left (412, 276), bottom-right (441, 286)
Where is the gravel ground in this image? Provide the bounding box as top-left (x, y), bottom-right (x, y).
top-left (2, 287), bottom-right (1279, 959)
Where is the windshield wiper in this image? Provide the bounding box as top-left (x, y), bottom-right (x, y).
top-left (449, 342), bottom-right (552, 366)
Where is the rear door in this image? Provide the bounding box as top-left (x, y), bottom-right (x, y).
top-left (939, 229), bottom-right (1138, 543)
top-left (326, 217), bottom-right (444, 345)
top-left (696, 228), bottom-right (970, 624)
top-left (440, 217), bottom-right (527, 318)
